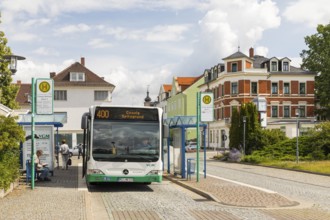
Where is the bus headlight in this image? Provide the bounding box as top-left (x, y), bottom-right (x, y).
top-left (87, 169), bottom-right (105, 175)
top-left (147, 170), bottom-right (162, 175)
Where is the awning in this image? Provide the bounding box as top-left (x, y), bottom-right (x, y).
top-left (17, 113), bottom-right (66, 127)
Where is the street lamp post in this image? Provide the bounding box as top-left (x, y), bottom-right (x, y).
top-left (0, 54), bottom-right (26, 100)
top-left (295, 108), bottom-right (300, 163)
top-left (1, 54), bottom-right (26, 74)
top-left (243, 116), bottom-right (246, 156)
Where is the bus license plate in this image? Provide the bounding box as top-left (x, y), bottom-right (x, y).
top-left (118, 178), bottom-right (133, 182)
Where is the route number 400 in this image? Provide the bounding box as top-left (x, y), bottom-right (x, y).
top-left (97, 110), bottom-right (110, 119)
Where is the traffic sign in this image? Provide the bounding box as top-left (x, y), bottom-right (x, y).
top-left (36, 78), bottom-right (54, 114)
top-left (200, 92), bottom-right (214, 122)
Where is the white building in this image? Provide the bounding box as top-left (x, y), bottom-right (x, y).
top-left (15, 57), bottom-right (115, 147)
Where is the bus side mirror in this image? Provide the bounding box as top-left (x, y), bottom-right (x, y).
top-left (163, 125), bottom-right (169, 138)
top-left (81, 112), bottom-right (89, 129)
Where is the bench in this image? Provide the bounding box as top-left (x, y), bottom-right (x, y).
top-left (25, 160), bottom-right (42, 183)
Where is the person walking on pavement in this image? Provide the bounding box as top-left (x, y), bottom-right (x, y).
top-left (78, 144), bottom-right (82, 159)
top-left (60, 139), bottom-right (70, 170)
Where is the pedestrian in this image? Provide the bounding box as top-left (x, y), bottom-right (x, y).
top-left (60, 139), bottom-right (70, 170)
top-left (78, 144), bottom-right (82, 159)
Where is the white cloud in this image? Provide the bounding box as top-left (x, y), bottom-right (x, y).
top-left (33, 47), bottom-right (59, 56)
top-left (283, 0), bottom-right (330, 27)
top-left (57, 23), bottom-right (91, 34)
top-left (1, 0), bottom-right (206, 20)
top-left (177, 0), bottom-right (281, 74)
top-left (104, 25), bottom-right (190, 42)
top-left (12, 60), bottom-right (60, 83)
top-left (11, 32), bottom-right (38, 42)
top-left (21, 18), bottom-right (51, 27)
top-left (88, 38), bottom-right (112, 49)
top-left (146, 25), bottom-right (190, 42)
top-left (255, 46), bottom-right (269, 57)
top-left (106, 65), bottom-right (173, 105)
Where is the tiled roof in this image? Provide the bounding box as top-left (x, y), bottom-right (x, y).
top-left (15, 83), bottom-right (31, 106)
top-left (177, 77), bottom-right (199, 86)
top-left (223, 51), bottom-right (251, 60)
top-left (163, 84), bottom-right (172, 92)
top-left (52, 61), bottom-right (115, 88)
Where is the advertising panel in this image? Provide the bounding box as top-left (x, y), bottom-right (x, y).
top-left (22, 125), bottom-right (54, 171)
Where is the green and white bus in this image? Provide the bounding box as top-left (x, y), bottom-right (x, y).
top-left (81, 106), bottom-right (167, 184)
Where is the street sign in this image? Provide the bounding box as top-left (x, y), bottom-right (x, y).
top-left (36, 78), bottom-right (54, 114)
top-left (200, 92), bottom-right (214, 122)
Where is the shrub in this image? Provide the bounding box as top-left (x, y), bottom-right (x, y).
top-left (0, 116), bottom-right (25, 190)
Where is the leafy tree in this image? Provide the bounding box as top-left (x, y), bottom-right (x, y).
top-left (305, 121), bottom-right (330, 157)
top-left (0, 18), bottom-right (25, 190)
top-left (0, 23), bottom-right (20, 109)
top-left (300, 23), bottom-right (330, 119)
top-left (229, 107), bottom-right (240, 149)
top-left (229, 102), bottom-right (262, 154)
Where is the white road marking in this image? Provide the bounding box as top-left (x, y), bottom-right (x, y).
top-left (204, 172), bottom-right (277, 194)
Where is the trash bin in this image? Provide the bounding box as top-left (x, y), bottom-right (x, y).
top-left (187, 158), bottom-right (195, 180)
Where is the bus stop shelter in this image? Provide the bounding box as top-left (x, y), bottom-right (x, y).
top-left (164, 116), bottom-right (207, 179)
top-left (18, 113), bottom-right (66, 172)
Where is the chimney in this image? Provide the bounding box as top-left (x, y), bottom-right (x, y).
top-left (249, 47), bottom-right (254, 58)
top-left (50, 72), bottom-right (56, 78)
top-left (81, 57), bottom-right (85, 66)
top-left (17, 80), bottom-right (21, 85)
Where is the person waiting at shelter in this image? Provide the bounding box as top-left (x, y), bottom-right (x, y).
top-left (34, 150), bottom-right (51, 181)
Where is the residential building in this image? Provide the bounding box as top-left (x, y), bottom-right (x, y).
top-left (156, 84), bottom-right (172, 120)
top-left (199, 48), bottom-right (316, 149)
top-left (167, 76), bottom-right (203, 142)
top-left (15, 57), bottom-right (115, 147)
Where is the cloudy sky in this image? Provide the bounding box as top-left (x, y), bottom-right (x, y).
top-left (1, 0), bottom-right (329, 105)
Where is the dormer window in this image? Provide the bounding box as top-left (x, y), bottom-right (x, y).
top-left (271, 61), bottom-right (277, 72)
top-left (283, 61), bottom-right (289, 71)
top-left (232, 63), bottom-right (237, 72)
top-left (70, 72), bottom-right (85, 82)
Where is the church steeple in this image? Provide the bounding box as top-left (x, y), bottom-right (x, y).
top-left (144, 85), bottom-right (151, 106)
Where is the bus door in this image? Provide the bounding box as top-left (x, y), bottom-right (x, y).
top-left (81, 112), bottom-right (89, 178)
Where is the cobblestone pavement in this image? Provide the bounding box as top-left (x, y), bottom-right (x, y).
top-left (0, 157), bottom-right (87, 220)
top-left (165, 174), bottom-right (298, 208)
top-left (2, 155), bottom-right (330, 220)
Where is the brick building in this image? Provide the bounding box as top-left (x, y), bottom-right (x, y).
top-left (199, 48), bottom-right (317, 149)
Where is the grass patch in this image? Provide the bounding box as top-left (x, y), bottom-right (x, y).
top-left (259, 160), bottom-right (330, 175)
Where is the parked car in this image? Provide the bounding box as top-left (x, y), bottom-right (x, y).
top-left (69, 143), bottom-right (82, 156)
top-left (185, 142), bottom-right (197, 152)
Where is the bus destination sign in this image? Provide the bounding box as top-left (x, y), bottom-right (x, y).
top-left (94, 107), bottom-right (158, 121)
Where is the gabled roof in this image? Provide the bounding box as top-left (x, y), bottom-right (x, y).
top-left (177, 77), bottom-right (199, 86)
top-left (52, 59), bottom-right (115, 89)
top-left (163, 84), bottom-right (172, 92)
top-left (15, 83), bottom-right (31, 106)
top-left (223, 51), bottom-right (251, 60)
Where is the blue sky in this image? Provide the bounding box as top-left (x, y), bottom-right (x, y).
top-left (1, 0), bottom-right (329, 105)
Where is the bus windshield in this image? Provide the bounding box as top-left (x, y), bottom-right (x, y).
top-left (92, 120), bottom-right (160, 162)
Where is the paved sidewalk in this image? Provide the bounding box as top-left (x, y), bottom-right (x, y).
top-left (0, 157), bottom-right (87, 220)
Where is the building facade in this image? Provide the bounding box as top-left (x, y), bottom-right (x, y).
top-left (199, 48), bottom-right (316, 149)
top-left (15, 57), bottom-right (115, 147)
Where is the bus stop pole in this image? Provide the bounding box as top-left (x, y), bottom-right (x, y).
top-left (204, 126), bottom-right (206, 178)
top-left (196, 92), bottom-right (200, 182)
top-left (31, 77), bottom-right (36, 189)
